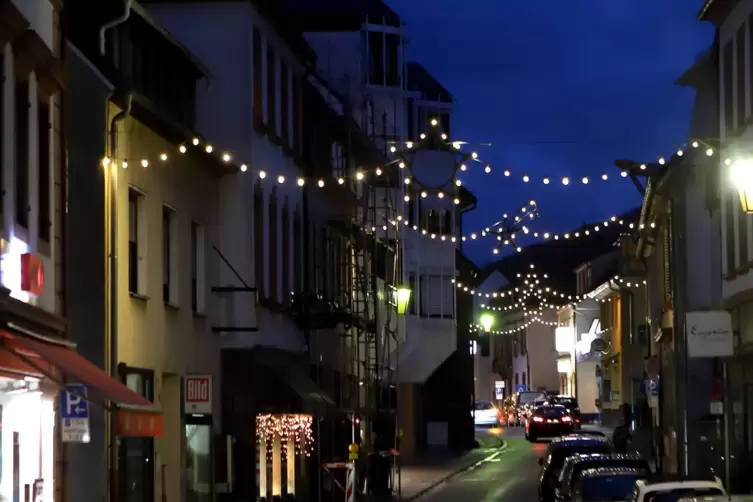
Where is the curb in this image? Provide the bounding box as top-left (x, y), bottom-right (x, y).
top-left (403, 439), bottom-right (508, 501)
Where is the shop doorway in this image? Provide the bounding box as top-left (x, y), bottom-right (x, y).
top-left (119, 367), bottom-right (155, 502)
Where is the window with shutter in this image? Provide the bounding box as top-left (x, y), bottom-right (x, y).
top-left (293, 207), bottom-right (302, 295)
top-left (38, 97), bottom-right (50, 243)
top-left (724, 40), bottom-right (734, 134)
top-left (281, 63), bottom-right (290, 145)
top-left (442, 278), bottom-right (454, 318)
top-left (736, 26), bottom-right (746, 128)
top-left (254, 183), bottom-right (266, 298)
top-left (15, 78), bottom-right (29, 228)
top-left (408, 273), bottom-right (417, 315)
top-left (738, 193), bottom-right (749, 270)
top-left (252, 27), bottom-right (263, 124)
top-left (281, 200), bottom-right (290, 305)
top-left (269, 189), bottom-right (278, 303)
top-left (267, 45), bottom-right (276, 132)
top-left (725, 192), bottom-right (737, 277)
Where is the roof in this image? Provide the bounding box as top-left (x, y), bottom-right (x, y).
top-left (407, 62), bottom-right (454, 103)
top-left (283, 0), bottom-right (402, 31)
top-left (140, 0), bottom-right (317, 64)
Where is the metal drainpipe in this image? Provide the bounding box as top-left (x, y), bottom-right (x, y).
top-left (100, 0), bottom-right (134, 56)
top-left (107, 93), bottom-right (131, 502)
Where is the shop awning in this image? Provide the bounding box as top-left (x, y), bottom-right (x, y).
top-left (254, 347), bottom-right (334, 406)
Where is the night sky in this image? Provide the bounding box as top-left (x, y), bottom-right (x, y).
top-left (390, 1), bottom-right (714, 265)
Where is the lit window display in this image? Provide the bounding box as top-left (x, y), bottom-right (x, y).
top-left (256, 414), bottom-right (314, 499)
top-left (0, 377), bottom-right (55, 502)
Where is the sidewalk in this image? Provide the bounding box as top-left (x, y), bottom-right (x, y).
top-left (396, 433), bottom-right (505, 500)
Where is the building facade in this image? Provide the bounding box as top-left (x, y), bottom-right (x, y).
top-left (65, 2), bottom-right (227, 501)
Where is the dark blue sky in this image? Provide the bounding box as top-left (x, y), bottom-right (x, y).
top-left (390, 1), bottom-right (714, 265)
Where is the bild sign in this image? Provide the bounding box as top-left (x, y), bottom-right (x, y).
top-left (184, 375), bottom-right (212, 415)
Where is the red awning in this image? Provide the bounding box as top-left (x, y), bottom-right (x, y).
top-left (2, 330), bottom-right (155, 410)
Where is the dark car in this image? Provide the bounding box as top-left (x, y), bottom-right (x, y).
top-left (556, 453), bottom-right (650, 502)
top-left (527, 405), bottom-right (575, 441)
top-left (537, 436), bottom-right (613, 502)
top-left (572, 467), bottom-right (650, 501)
top-left (577, 430), bottom-right (607, 439)
top-left (548, 396), bottom-right (581, 428)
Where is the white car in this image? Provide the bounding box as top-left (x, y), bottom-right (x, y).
top-left (473, 400), bottom-right (499, 426)
top-left (630, 476), bottom-right (726, 502)
top-left (678, 496), bottom-right (753, 502)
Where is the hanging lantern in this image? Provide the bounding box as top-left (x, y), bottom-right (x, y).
top-left (396, 287), bottom-right (412, 315)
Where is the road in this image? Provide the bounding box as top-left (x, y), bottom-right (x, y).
top-left (418, 426), bottom-right (544, 502)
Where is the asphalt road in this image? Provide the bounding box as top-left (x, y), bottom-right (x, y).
top-left (418, 426), bottom-right (544, 502)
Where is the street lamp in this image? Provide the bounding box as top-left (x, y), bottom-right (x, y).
top-left (480, 313), bottom-right (494, 332)
top-left (730, 159), bottom-right (753, 213)
top-left (396, 287), bottom-right (412, 315)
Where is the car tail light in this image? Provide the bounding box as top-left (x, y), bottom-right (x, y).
top-left (533, 416), bottom-right (544, 423)
top-left (562, 416), bottom-right (572, 423)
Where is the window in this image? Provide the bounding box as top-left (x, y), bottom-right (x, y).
top-left (15, 78), bottom-right (29, 228)
top-left (724, 39), bottom-right (734, 135)
top-left (515, 374), bottom-right (519, 386)
top-left (419, 274), bottom-right (454, 318)
top-left (522, 372), bottom-right (527, 387)
top-left (254, 183), bottom-right (265, 298)
top-left (191, 222), bottom-right (206, 314)
top-left (725, 192), bottom-right (737, 276)
top-left (292, 74), bottom-right (302, 153)
top-left (281, 201), bottom-right (290, 305)
top-left (268, 190), bottom-right (278, 303)
top-left (128, 188), bottom-right (146, 295)
top-left (162, 205), bottom-right (178, 305)
top-left (281, 63), bottom-right (290, 145)
top-left (293, 207), bottom-right (302, 295)
top-left (266, 45), bottom-right (276, 130)
top-left (38, 98), bottom-right (51, 242)
top-left (253, 26), bottom-right (263, 124)
top-left (408, 273), bottom-right (417, 315)
top-left (737, 26), bottom-right (747, 128)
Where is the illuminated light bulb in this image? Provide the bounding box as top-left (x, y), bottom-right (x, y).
top-left (543, 177), bottom-right (550, 184)
top-left (297, 178), bottom-right (305, 186)
top-left (677, 149), bottom-right (683, 156)
top-left (376, 168), bottom-right (382, 175)
top-left (222, 153), bottom-right (231, 162)
top-left (404, 177), bottom-right (411, 184)
top-left (692, 141), bottom-right (699, 148)
top-left (141, 159), bottom-right (149, 168)
top-left (471, 152), bottom-right (478, 159)
top-left (493, 249), bottom-right (499, 254)
top-left (192, 138), bottom-right (200, 145)
top-left (658, 158), bottom-right (665, 165)
top-left (420, 133), bottom-right (426, 139)
top-left (562, 176), bottom-right (569, 185)
top-left (471, 233), bottom-right (477, 239)
top-left (421, 191), bottom-right (427, 198)
top-left (621, 170), bottom-right (628, 177)
top-left (485, 165), bottom-right (491, 173)
top-left (456, 179), bottom-right (462, 186)
top-left (206, 145), bottom-right (214, 153)
top-left (160, 153), bottom-right (168, 161)
top-left (102, 157), bottom-right (110, 166)
top-left (441, 133), bottom-right (447, 140)
top-left (725, 158), bottom-right (732, 165)
top-left (601, 173), bottom-right (607, 180)
top-left (122, 161), bottom-right (128, 169)
top-left (399, 161), bottom-right (406, 168)
top-left (516, 246), bottom-right (522, 252)
top-left (338, 178), bottom-right (344, 185)
top-left (438, 192), bottom-right (444, 198)
top-left (454, 198), bottom-right (460, 205)
top-left (451, 236), bottom-right (457, 242)
top-left (504, 169), bottom-right (511, 177)
top-left (406, 142), bottom-right (414, 149)
top-left (543, 232), bottom-right (550, 238)
top-left (460, 164), bottom-right (467, 171)
top-left (640, 164), bottom-right (647, 170)
top-left (706, 148), bottom-right (713, 156)
top-left (318, 179), bottom-right (324, 187)
top-left (356, 171), bottom-right (364, 180)
top-left (179, 145), bottom-right (187, 153)
top-left (523, 175), bottom-right (530, 182)
top-left (580, 177), bottom-right (587, 184)
top-left (404, 195), bottom-right (410, 202)
top-left (431, 118), bottom-right (438, 127)
top-left (390, 146), bottom-right (397, 153)
top-left (240, 164), bottom-right (248, 172)
top-left (277, 175), bottom-right (285, 184)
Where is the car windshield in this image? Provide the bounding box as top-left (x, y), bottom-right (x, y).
top-left (568, 460), bottom-right (649, 488)
top-left (551, 444), bottom-right (612, 471)
top-left (475, 401), bottom-right (494, 410)
top-left (536, 406), bottom-right (567, 417)
top-left (645, 488), bottom-right (725, 502)
top-left (581, 474), bottom-right (642, 501)
top-left (518, 392), bottom-right (546, 406)
top-left (551, 397), bottom-right (578, 409)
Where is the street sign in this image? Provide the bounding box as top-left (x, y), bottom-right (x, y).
top-left (184, 375), bottom-right (213, 414)
top-left (640, 379), bottom-right (659, 397)
top-left (515, 384), bottom-right (527, 394)
top-left (60, 384), bottom-right (90, 443)
top-left (494, 381), bottom-right (505, 399)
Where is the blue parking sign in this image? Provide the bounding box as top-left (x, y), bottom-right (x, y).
top-left (60, 384), bottom-right (89, 419)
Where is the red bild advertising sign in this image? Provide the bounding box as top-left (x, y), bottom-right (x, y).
top-left (20, 253), bottom-right (44, 296)
top-left (184, 375), bottom-right (212, 414)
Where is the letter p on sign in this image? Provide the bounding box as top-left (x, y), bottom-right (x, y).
top-left (184, 375), bottom-right (212, 415)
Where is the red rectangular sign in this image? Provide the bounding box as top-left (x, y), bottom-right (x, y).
top-left (184, 375), bottom-right (212, 414)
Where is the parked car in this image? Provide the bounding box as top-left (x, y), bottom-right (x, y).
top-left (571, 466), bottom-right (650, 502)
top-left (576, 430), bottom-right (608, 439)
top-left (556, 453), bottom-right (649, 502)
top-left (631, 475), bottom-right (726, 502)
top-left (473, 400), bottom-right (500, 426)
top-left (537, 436), bottom-right (613, 502)
top-left (526, 405), bottom-right (576, 441)
top-left (679, 496), bottom-right (753, 502)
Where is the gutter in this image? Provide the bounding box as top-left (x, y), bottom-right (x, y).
top-left (99, 0), bottom-right (133, 56)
